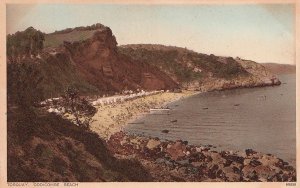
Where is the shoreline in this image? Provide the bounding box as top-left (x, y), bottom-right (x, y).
top-left (90, 90), bottom-right (200, 139)
top-left (107, 131), bottom-right (296, 182)
top-left (90, 79), bottom-right (283, 141)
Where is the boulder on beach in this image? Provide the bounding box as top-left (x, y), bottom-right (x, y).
top-left (162, 129), bottom-right (169, 133)
top-left (166, 141), bottom-right (187, 160)
top-left (146, 139), bottom-right (161, 150)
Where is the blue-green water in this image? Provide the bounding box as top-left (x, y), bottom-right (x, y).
top-left (126, 74), bottom-right (296, 166)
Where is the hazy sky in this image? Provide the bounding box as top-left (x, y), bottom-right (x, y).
top-left (6, 4), bottom-right (295, 64)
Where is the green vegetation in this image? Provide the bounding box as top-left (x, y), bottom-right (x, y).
top-left (44, 30), bottom-right (97, 48)
top-left (7, 107), bottom-right (153, 181)
top-left (7, 61), bottom-right (44, 109)
top-left (7, 56), bottom-right (99, 105)
top-left (118, 45), bottom-right (249, 84)
top-left (44, 23), bottom-right (106, 48)
top-left (118, 47), bottom-right (203, 83)
top-left (7, 27), bottom-right (45, 62)
top-left (61, 86), bottom-right (97, 129)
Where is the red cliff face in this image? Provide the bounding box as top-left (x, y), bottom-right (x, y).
top-left (62, 27), bottom-right (178, 94)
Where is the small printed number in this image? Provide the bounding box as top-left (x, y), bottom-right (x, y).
top-left (286, 183), bottom-right (296, 186)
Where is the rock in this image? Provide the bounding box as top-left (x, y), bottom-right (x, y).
top-left (130, 138), bottom-right (140, 145)
top-left (284, 165), bottom-right (295, 171)
top-left (146, 139), bottom-right (161, 150)
top-left (250, 159), bottom-right (262, 167)
top-left (235, 151), bottom-right (247, 158)
top-left (253, 165), bottom-right (273, 180)
top-left (242, 165), bottom-right (255, 178)
top-left (210, 152), bottom-right (225, 163)
top-left (207, 164), bottom-right (219, 179)
top-left (223, 166), bottom-right (241, 181)
top-left (248, 170), bottom-right (259, 181)
top-left (195, 147), bottom-right (202, 152)
top-left (245, 149), bottom-right (257, 156)
top-left (134, 144), bottom-right (140, 150)
top-left (166, 141), bottom-right (187, 160)
top-left (223, 159), bottom-right (233, 167)
top-left (223, 154), bottom-right (244, 164)
top-left (258, 177), bottom-right (267, 182)
top-left (162, 130), bottom-right (169, 134)
top-left (184, 151), bottom-right (190, 156)
top-left (170, 120), bottom-right (177, 123)
top-left (283, 161), bottom-right (289, 166)
top-left (243, 158), bottom-right (251, 166)
top-left (230, 162), bottom-right (243, 172)
top-left (258, 155), bottom-right (279, 166)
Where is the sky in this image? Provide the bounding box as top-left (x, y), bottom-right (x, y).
top-left (6, 4), bottom-right (295, 64)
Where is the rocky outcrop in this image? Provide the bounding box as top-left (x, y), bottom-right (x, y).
top-left (108, 132), bottom-right (296, 182)
top-left (59, 27), bottom-right (179, 94)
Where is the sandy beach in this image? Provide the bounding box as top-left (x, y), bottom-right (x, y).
top-left (90, 91), bottom-right (198, 139)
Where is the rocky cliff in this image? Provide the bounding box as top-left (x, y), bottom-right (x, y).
top-left (119, 44), bottom-right (281, 92)
top-left (61, 27), bottom-right (178, 93)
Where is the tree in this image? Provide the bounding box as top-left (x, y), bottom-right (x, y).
top-left (7, 27), bottom-right (45, 62)
top-left (61, 86), bottom-right (97, 129)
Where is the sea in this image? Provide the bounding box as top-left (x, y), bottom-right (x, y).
top-left (125, 74), bottom-right (296, 166)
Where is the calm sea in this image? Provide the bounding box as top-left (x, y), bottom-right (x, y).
top-left (125, 74), bottom-right (296, 166)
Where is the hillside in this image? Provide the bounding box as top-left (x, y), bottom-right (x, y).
top-left (7, 25), bottom-right (179, 101)
top-left (262, 63), bottom-right (296, 75)
top-left (119, 44), bottom-right (280, 91)
top-left (7, 107), bottom-right (152, 182)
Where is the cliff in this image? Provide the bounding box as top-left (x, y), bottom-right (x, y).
top-left (61, 27), bottom-right (178, 93)
top-left (119, 44), bottom-right (281, 92)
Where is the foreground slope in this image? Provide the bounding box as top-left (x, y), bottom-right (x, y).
top-left (7, 107), bottom-right (152, 181)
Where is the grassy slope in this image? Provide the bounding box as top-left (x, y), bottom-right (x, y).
top-left (44, 30), bottom-right (98, 48)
